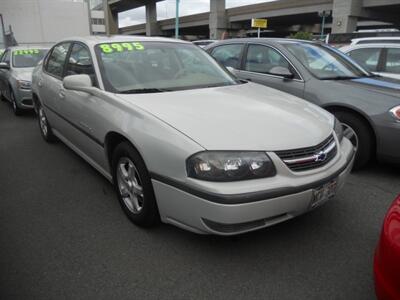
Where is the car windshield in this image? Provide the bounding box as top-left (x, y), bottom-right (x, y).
top-left (95, 41), bottom-right (238, 93)
top-left (282, 42), bottom-right (369, 80)
top-left (12, 49), bottom-right (47, 68)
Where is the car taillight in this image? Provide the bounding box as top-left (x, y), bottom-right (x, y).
top-left (390, 106), bottom-right (400, 121)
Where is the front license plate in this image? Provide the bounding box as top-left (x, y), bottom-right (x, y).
top-left (311, 179), bottom-right (337, 208)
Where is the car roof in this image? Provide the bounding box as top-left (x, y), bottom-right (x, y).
top-left (351, 37), bottom-right (400, 44)
top-left (340, 43), bottom-right (400, 52)
top-left (208, 38), bottom-right (317, 46)
top-left (7, 45), bottom-right (50, 50)
top-left (58, 35), bottom-right (191, 47)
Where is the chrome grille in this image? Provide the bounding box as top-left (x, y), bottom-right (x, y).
top-left (275, 135), bottom-right (337, 172)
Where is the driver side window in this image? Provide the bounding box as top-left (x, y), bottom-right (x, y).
top-left (65, 43), bottom-right (97, 86)
top-left (245, 44), bottom-right (295, 77)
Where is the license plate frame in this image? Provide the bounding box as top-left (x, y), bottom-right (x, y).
top-left (311, 179), bottom-right (337, 209)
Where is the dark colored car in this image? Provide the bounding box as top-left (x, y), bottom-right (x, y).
top-left (206, 38), bottom-right (400, 169)
top-left (374, 195), bottom-right (400, 300)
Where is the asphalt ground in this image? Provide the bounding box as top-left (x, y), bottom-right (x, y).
top-left (0, 100), bottom-right (399, 300)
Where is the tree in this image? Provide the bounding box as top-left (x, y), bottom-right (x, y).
top-left (289, 31), bottom-right (313, 40)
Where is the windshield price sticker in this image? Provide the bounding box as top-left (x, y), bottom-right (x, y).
top-left (13, 49), bottom-right (40, 55)
top-left (99, 42), bottom-right (145, 54)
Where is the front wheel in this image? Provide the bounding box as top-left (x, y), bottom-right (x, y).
top-left (37, 103), bottom-right (57, 142)
top-left (10, 90), bottom-right (23, 116)
top-left (334, 111), bottom-right (374, 170)
top-left (112, 142), bottom-right (160, 227)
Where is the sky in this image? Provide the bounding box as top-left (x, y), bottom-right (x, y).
top-left (119, 0), bottom-right (276, 28)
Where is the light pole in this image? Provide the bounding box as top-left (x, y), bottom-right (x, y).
top-left (175, 0), bottom-right (180, 39)
top-left (318, 10), bottom-right (331, 40)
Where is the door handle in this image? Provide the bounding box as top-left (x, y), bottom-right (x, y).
top-left (58, 88), bottom-right (65, 99)
top-left (245, 78), bottom-right (252, 82)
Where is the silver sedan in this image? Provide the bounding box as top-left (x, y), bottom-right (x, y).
top-left (0, 47), bottom-right (48, 115)
top-left (31, 36), bottom-right (354, 235)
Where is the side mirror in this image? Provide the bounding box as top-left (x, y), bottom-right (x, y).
top-left (269, 66), bottom-right (294, 79)
top-left (63, 74), bottom-right (93, 92)
top-left (0, 62), bottom-right (10, 70)
top-left (226, 66), bottom-right (236, 74)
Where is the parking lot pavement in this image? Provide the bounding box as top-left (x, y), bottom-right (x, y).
top-left (0, 101), bottom-right (399, 300)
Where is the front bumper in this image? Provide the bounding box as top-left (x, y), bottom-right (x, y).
top-left (14, 88), bottom-right (33, 109)
top-left (152, 138), bottom-right (355, 235)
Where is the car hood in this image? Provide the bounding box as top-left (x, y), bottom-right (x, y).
top-left (12, 67), bottom-right (34, 82)
top-left (116, 83), bottom-right (333, 151)
top-left (335, 76), bottom-right (400, 98)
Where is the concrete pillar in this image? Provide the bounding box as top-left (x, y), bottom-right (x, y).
top-left (145, 1), bottom-right (161, 36)
top-left (104, 1), bottom-right (118, 35)
top-left (332, 0), bottom-right (363, 33)
top-left (209, 0), bottom-right (227, 40)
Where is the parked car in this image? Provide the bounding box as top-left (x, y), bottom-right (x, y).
top-left (339, 44), bottom-right (400, 80)
top-left (31, 36), bottom-right (354, 235)
top-left (350, 37), bottom-right (400, 46)
top-left (374, 194), bottom-right (400, 300)
top-left (0, 46), bottom-right (48, 115)
top-left (206, 38), bottom-right (400, 169)
top-left (193, 39), bottom-right (217, 48)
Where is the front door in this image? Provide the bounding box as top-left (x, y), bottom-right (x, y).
top-left (238, 44), bottom-right (305, 98)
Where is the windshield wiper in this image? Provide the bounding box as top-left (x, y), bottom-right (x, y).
top-left (321, 76), bottom-right (360, 80)
top-left (119, 88), bottom-right (171, 94)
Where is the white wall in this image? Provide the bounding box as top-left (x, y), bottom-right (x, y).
top-left (0, 0), bottom-right (90, 45)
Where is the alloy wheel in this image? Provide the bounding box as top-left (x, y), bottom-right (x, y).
top-left (342, 123), bottom-right (358, 150)
top-left (116, 157), bottom-right (144, 214)
top-left (38, 107), bottom-right (48, 136)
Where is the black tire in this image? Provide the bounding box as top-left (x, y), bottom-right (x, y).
top-left (112, 142), bottom-right (160, 227)
top-left (10, 90), bottom-right (23, 116)
top-left (334, 111), bottom-right (374, 170)
top-left (0, 90), bottom-right (6, 102)
top-left (37, 102), bottom-right (57, 143)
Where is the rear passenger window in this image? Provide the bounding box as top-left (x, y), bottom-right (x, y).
top-left (384, 48), bottom-right (400, 74)
top-left (66, 43), bottom-right (96, 85)
top-left (348, 48), bottom-right (381, 72)
top-left (211, 44), bottom-right (243, 69)
top-left (45, 43), bottom-right (71, 78)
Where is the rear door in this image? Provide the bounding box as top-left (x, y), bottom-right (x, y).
top-left (239, 43), bottom-right (305, 98)
top-left (381, 47), bottom-right (400, 80)
top-left (39, 42), bottom-right (72, 129)
top-left (210, 43), bottom-right (244, 71)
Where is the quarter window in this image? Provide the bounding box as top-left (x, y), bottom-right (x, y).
top-left (45, 43), bottom-right (71, 78)
top-left (348, 48), bottom-right (381, 72)
top-left (66, 43), bottom-right (96, 85)
top-left (211, 44), bottom-right (243, 69)
top-left (245, 44), bottom-right (290, 75)
top-left (384, 48), bottom-right (400, 74)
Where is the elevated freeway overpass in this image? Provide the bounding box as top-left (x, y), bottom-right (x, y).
top-left (104, 0), bottom-right (400, 38)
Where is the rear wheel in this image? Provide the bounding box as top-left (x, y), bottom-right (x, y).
top-left (112, 142), bottom-right (160, 227)
top-left (334, 111), bottom-right (374, 170)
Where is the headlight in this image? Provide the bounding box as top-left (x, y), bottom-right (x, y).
top-left (17, 80), bottom-right (32, 90)
top-left (390, 106), bottom-right (400, 121)
top-left (186, 151), bottom-right (276, 182)
top-left (334, 117), bottom-right (343, 142)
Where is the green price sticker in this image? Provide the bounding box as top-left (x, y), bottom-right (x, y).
top-left (13, 49), bottom-right (40, 55)
top-left (99, 42), bottom-right (144, 54)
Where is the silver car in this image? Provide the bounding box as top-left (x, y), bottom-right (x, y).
top-left (0, 46), bottom-right (48, 115)
top-left (31, 36), bottom-right (354, 235)
top-left (206, 39), bottom-right (400, 169)
top-left (340, 43), bottom-right (400, 80)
